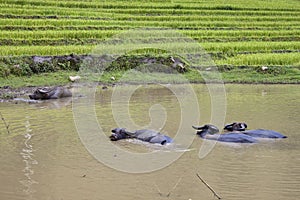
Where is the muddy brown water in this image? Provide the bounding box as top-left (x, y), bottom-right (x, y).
top-left (0, 84), bottom-right (299, 200)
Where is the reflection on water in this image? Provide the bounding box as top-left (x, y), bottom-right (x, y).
top-left (19, 117), bottom-right (38, 196)
top-left (0, 84), bottom-right (299, 200)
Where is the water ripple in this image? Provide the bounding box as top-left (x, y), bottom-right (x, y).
top-left (19, 117), bottom-right (39, 197)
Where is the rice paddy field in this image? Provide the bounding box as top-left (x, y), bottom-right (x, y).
top-left (0, 0), bottom-right (300, 84)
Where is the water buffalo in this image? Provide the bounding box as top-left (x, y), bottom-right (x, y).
top-left (29, 86), bottom-right (72, 100)
top-left (224, 122), bottom-right (287, 138)
top-left (192, 124), bottom-right (257, 143)
top-left (242, 129), bottom-right (287, 138)
top-left (110, 128), bottom-right (173, 145)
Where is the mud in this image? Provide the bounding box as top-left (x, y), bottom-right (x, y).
top-left (0, 86), bottom-right (39, 101)
top-left (0, 83), bottom-right (113, 102)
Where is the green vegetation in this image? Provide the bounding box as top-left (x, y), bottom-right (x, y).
top-left (0, 56), bottom-right (81, 77)
top-left (0, 71), bottom-right (75, 88)
top-left (0, 0), bottom-right (299, 86)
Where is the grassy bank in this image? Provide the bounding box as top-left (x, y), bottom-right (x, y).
top-left (1, 66), bottom-right (299, 89)
top-left (0, 0), bottom-right (299, 86)
top-left (0, 63), bottom-right (299, 100)
top-left (0, 71), bottom-right (75, 88)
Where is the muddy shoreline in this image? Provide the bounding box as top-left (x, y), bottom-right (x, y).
top-left (1, 81), bottom-right (299, 103)
top-left (1, 54), bottom-right (299, 102)
top-left (0, 86), bottom-right (38, 101)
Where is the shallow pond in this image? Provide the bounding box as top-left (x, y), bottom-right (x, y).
top-left (0, 84), bottom-right (299, 200)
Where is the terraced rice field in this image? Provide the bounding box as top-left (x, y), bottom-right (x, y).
top-left (0, 0), bottom-right (300, 68)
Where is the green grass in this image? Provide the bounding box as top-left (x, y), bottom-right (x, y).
top-left (0, 71), bottom-right (76, 88)
top-left (0, 0), bottom-right (299, 85)
top-left (0, 45), bottom-right (95, 56)
top-left (1, 67), bottom-right (299, 89)
top-left (202, 41), bottom-right (300, 53)
top-left (221, 67), bottom-right (300, 84)
top-left (216, 52), bottom-right (300, 66)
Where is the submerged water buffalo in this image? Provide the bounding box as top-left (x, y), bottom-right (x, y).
top-left (110, 128), bottom-right (173, 145)
top-left (193, 124), bottom-right (257, 143)
top-left (29, 87), bottom-right (72, 100)
top-left (224, 122), bottom-right (287, 139)
top-left (243, 129), bottom-right (287, 139)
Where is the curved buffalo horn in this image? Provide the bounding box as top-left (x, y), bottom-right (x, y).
top-left (192, 125), bottom-right (205, 130)
top-left (37, 88), bottom-right (49, 94)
